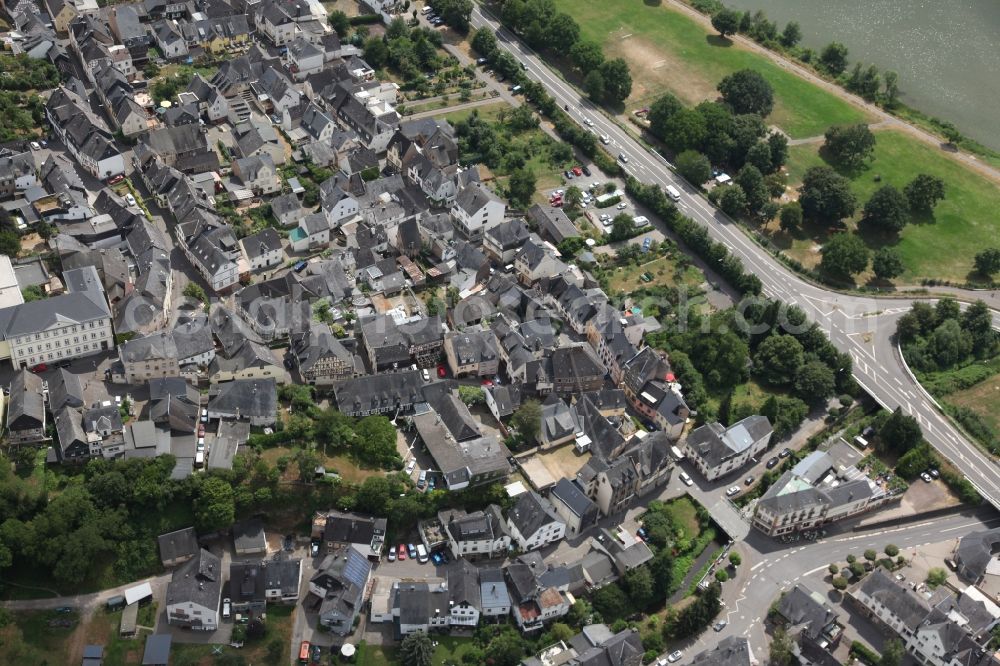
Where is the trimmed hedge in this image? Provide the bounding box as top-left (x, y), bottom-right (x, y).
top-left (850, 641), bottom-right (880, 666)
top-left (349, 14), bottom-right (381, 25)
top-left (595, 195), bottom-right (622, 209)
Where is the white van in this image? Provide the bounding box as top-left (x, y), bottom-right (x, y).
top-left (416, 544), bottom-right (429, 563)
top-left (421, 5), bottom-right (432, 12)
top-left (666, 185), bottom-right (681, 201)
top-left (679, 471), bottom-right (693, 486)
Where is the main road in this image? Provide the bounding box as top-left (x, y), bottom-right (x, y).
top-left (468, 6), bottom-right (1000, 507)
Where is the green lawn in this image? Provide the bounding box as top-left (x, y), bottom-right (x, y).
top-left (549, 0), bottom-right (869, 137)
top-left (432, 636), bottom-right (477, 666)
top-left (0, 609), bottom-right (81, 663)
top-left (660, 496), bottom-right (701, 538)
top-left (605, 255), bottom-right (704, 297)
top-left (784, 130), bottom-right (1000, 282)
top-left (357, 641), bottom-right (400, 666)
top-left (436, 100), bottom-right (510, 125)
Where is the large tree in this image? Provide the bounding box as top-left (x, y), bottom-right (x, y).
top-left (819, 42), bottom-right (849, 75)
top-left (711, 8), bottom-right (741, 36)
top-left (974, 247), bottom-right (1000, 277)
top-left (545, 13), bottom-right (579, 53)
top-left (779, 21), bottom-right (801, 48)
top-left (862, 184), bottom-right (909, 232)
top-left (823, 124), bottom-right (876, 167)
top-left (512, 399), bottom-right (542, 445)
top-left (794, 360), bottom-right (837, 402)
top-left (719, 184), bottom-right (748, 217)
top-left (599, 58), bottom-right (632, 104)
top-left (903, 173), bottom-right (946, 213)
top-left (735, 164), bottom-right (769, 214)
top-left (662, 107), bottom-right (708, 153)
top-left (872, 247), bottom-right (904, 280)
top-left (799, 166), bottom-right (857, 225)
top-left (754, 334), bottom-right (804, 385)
top-left (194, 477), bottom-right (235, 532)
top-left (676, 150), bottom-right (711, 185)
top-left (820, 233), bottom-right (869, 279)
top-left (508, 167), bottom-right (536, 207)
top-left (879, 407), bottom-right (922, 454)
top-left (583, 70), bottom-right (605, 103)
top-left (717, 69), bottom-right (775, 117)
top-left (648, 92), bottom-right (683, 139)
top-left (400, 632), bottom-right (434, 666)
top-left (779, 202), bottom-right (802, 232)
top-left (569, 40), bottom-right (604, 72)
top-left (770, 627), bottom-right (795, 666)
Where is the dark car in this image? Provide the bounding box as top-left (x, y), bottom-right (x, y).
top-left (714, 620), bottom-right (728, 632)
top-left (779, 447), bottom-right (792, 458)
top-left (581, 166), bottom-right (592, 176)
top-left (744, 476), bottom-right (755, 485)
top-left (766, 457), bottom-right (780, 469)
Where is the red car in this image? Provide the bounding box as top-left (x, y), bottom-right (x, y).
top-left (29, 363), bottom-right (47, 373)
top-left (572, 166), bottom-right (583, 177)
top-left (397, 544), bottom-right (407, 560)
top-left (198, 424), bottom-right (206, 436)
top-left (437, 365), bottom-right (446, 378)
top-left (481, 378), bottom-right (493, 387)
top-left (107, 174), bottom-right (125, 185)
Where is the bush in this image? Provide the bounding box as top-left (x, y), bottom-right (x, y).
top-left (349, 14), bottom-right (381, 25)
top-left (864, 549), bottom-right (877, 561)
top-left (714, 569), bottom-right (728, 582)
top-left (926, 567), bottom-right (947, 588)
top-left (595, 195), bottom-right (622, 209)
top-left (832, 576), bottom-right (848, 590)
top-left (885, 544), bottom-right (899, 557)
top-left (850, 641), bottom-right (880, 666)
top-left (828, 563), bottom-right (840, 575)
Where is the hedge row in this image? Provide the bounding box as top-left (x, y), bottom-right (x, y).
top-left (349, 14), bottom-right (381, 25)
top-left (625, 177), bottom-right (763, 297)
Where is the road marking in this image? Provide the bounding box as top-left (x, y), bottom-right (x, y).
top-left (750, 561), bottom-right (765, 571)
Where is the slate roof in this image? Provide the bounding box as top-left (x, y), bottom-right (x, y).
top-left (551, 478), bottom-right (598, 520)
top-left (166, 548), bottom-right (221, 612)
top-left (687, 415), bottom-right (772, 469)
top-left (208, 378), bottom-right (277, 421)
top-left (689, 637), bottom-right (754, 666)
top-left (7, 368), bottom-right (44, 430)
top-left (447, 559), bottom-right (481, 610)
top-left (853, 568), bottom-right (931, 633)
top-left (158, 527), bottom-right (199, 564)
top-left (332, 369), bottom-right (424, 415)
top-left (507, 491), bottom-right (562, 541)
top-left (777, 584), bottom-right (840, 641)
top-left (956, 527), bottom-right (1000, 583)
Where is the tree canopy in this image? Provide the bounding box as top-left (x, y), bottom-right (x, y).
top-left (717, 69), bottom-right (775, 117)
top-left (799, 166), bottom-right (858, 225)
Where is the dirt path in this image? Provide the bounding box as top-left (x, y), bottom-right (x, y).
top-left (787, 119), bottom-right (897, 145)
top-left (660, 0), bottom-right (1000, 187)
top-left (405, 95), bottom-right (504, 120)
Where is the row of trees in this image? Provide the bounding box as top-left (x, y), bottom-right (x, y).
top-left (493, 1), bottom-right (632, 105)
top-left (897, 298), bottom-right (997, 373)
top-left (708, 5), bottom-right (902, 109)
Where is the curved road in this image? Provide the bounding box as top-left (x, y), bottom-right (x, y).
top-left (469, 6), bottom-right (1000, 507)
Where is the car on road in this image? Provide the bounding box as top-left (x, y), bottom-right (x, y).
top-left (679, 471), bottom-right (693, 486)
top-left (584, 118), bottom-right (594, 126)
top-left (125, 193), bottom-right (137, 207)
top-left (422, 368), bottom-right (430, 382)
top-left (766, 456), bottom-right (780, 469)
top-left (921, 472), bottom-right (933, 483)
top-left (779, 447), bottom-right (792, 458)
top-left (667, 651), bottom-right (683, 663)
top-left (437, 365), bottom-right (447, 378)
top-left (201, 408), bottom-right (208, 423)
top-left (726, 486), bottom-right (741, 497)
top-left (714, 620), bottom-right (728, 632)
top-left (600, 134), bottom-right (610, 144)
top-left (398, 544), bottom-right (407, 560)
top-left (407, 543), bottom-right (417, 559)
top-left (481, 378), bottom-right (493, 387)
top-left (745, 475), bottom-right (755, 485)
top-left (618, 153), bottom-right (629, 163)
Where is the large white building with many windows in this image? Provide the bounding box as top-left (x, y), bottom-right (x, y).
top-left (0, 266), bottom-right (113, 369)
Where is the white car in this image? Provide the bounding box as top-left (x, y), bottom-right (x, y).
top-left (422, 368), bottom-right (430, 381)
top-left (618, 153), bottom-right (629, 163)
top-left (616, 202), bottom-right (627, 210)
top-left (405, 459), bottom-right (416, 474)
top-left (222, 598), bottom-right (231, 619)
top-left (600, 135), bottom-right (610, 144)
top-left (125, 193), bottom-right (137, 207)
top-left (584, 118), bottom-right (594, 126)
top-left (667, 651), bottom-right (682, 663)
top-left (679, 471), bottom-right (693, 486)
top-left (201, 408), bottom-right (208, 423)
top-left (30, 141), bottom-right (40, 150)
top-left (726, 486), bottom-right (741, 497)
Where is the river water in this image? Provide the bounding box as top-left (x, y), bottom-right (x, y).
top-left (718, 0), bottom-right (1000, 150)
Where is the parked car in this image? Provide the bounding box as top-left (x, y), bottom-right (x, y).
top-left (30, 363), bottom-right (47, 373)
top-left (726, 486), bottom-right (741, 497)
top-left (679, 471), bottom-right (693, 486)
top-left (311, 541), bottom-right (320, 557)
top-left (929, 468), bottom-right (940, 479)
top-left (437, 365), bottom-right (447, 378)
top-left (422, 368), bottom-right (430, 382)
top-left (779, 447), bottom-right (792, 458)
top-left (405, 459), bottom-right (416, 474)
top-left (201, 408), bottom-right (208, 423)
top-left (387, 547), bottom-right (396, 562)
top-left (407, 544), bottom-right (417, 559)
top-left (667, 651), bottom-right (683, 663)
top-left (921, 472), bottom-right (933, 483)
top-left (616, 202), bottom-right (627, 209)
top-left (766, 457), bottom-right (779, 469)
top-left (431, 551), bottom-right (444, 565)
top-left (125, 193), bottom-right (137, 207)
top-left (745, 475), bottom-right (755, 485)
top-left (714, 620), bottom-right (728, 632)
top-left (222, 598), bottom-right (231, 619)
top-left (398, 544), bottom-right (407, 560)
top-left (572, 166), bottom-right (583, 176)
top-left (30, 141), bottom-right (40, 150)
top-left (581, 166), bottom-right (592, 176)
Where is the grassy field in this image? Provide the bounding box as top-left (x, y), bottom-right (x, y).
top-left (604, 254), bottom-right (705, 297)
top-left (549, 0), bottom-right (869, 137)
top-left (780, 130), bottom-right (1000, 282)
top-left (432, 636), bottom-right (477, 665)
top-left (943, 379), bottom-right (1000, 437)
top-left (660, 496), bottom-right (701, 538)
top-left (260, 447), bottom-right (385, 485)
top-left (172, 605), bottom-right (295, 665)
top-left (436, 100), bottom-right (510, 125)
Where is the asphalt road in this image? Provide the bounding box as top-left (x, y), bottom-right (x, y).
top-left (469, 6), bottom-right (1000, 508)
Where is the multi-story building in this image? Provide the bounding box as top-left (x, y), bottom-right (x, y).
top-left (440, 506), bottom-right (510, 560)
top-left (505, 491), bottom-right (566, 552)
top-left (683, 415), bottom-right (772, 482)
top-left (118, 331), bottom-right (180, 384)
top-left (444, 329), bottom-right (499, 378)
top-left (0, 266), bottom-right (113, 369)
top-left (166, 549), bottom-right (222, 630)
